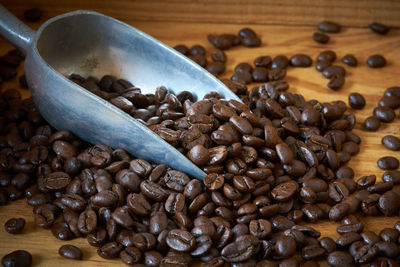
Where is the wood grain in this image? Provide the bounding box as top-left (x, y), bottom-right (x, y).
top-left (0, 5), bottom-right (400, 266)
top-left (2, 0), bottom-right (400, 27)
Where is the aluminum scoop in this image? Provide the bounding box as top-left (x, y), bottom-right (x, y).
top-left (0, 5), bottom-right (242, 180)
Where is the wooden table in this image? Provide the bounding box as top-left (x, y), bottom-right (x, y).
top-left (0, 1), bottom-right (399, 266)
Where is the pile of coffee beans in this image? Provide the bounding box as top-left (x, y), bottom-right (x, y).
top-left (0, 18), bottom-right (399, 267)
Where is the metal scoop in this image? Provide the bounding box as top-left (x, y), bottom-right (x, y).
top-left (0, 5), bottom-right (242, 180)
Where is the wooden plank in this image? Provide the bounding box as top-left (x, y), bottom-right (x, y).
top-left (0, 6), bottom-right (399, 267)
top-left (2, 0), bottom-right (400, 27)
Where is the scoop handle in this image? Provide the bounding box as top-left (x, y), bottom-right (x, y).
top-left (0, 4), bottom-right (35, 55)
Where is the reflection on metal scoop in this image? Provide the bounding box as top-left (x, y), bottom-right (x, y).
top-left (0, 5), bottom-right (242, 180)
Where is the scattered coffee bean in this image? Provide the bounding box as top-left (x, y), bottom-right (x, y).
top-left (2, 250), bottom-right (32, 267)
top-left (369, 22), bottom-right (390, 35)
top-left (312, 32), bottom-right (330, 44)
top-left (59, 244), bottom-right (83, 260)
top-left (367, 55), bottom-right (387, 68)
top-left (341, 54), bottom-right (358, 67)
top-left (382, 135), bottom-right (400, 151)
top-left (4, 217), bottom-right (25, 234)
top-left (377, 156), bottom-right (399, 170)
top-left (363, 116), bottom-right (381, 131)
top-left (24, 8), bottom-right (42, 22)
top-left (348, 93), bottom-right (366, 109)
top-left (318, 21), bottom-right (341, 33)
top-left (290, 54), bottom-right (312, 67)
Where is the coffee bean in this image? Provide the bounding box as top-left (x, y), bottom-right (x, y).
top-left (24, 8), bottom-right (42, 22)
top-left (381, 146), bottom-right (400, 168)
top-left (369, 22), bottom-right (390, 35)
top-left (341, 54), bottom-right (358, 67)
top-left (275, 235), bottom-right (296, 258)
top-left (328, 75), bottom-right (345, 90)
top-left (378, 95), bottom-right (400, 109)
top-left (322, 66), bottom-right (346, 79)
top-left (379, 190), bottom-right (400, 216)
top-left (313, 32), bottom-right (330, 44)
top-left (204, 173), bottom-right (224, 190)
top-left (382, 171), bottom-right (400, 184)
top-left (290, 54), bottom-right (312, 67)
top-left (1, 250), bottom-right (32, 267)
top-left (58, 244), bottom-right (83, 260)
top-left (97, 241), bottom-right (123, 259)
top-left (271, 181), bottom-right (298, 202)
top-left (317, 50), bottom-right (337, 62)
top-left (231, 72), bottom-right (252, 84)
top-left (315, 61), bottom-right (331, 72)
top-left (363, 116), bottom-right (381, 131)
top-left (384, 86), bottom-right (400, 98)
top-left (211, 50), bottom-right (227, 63)
top-left (271, 55), bottom-right (289, 69)
top-left (348, 93), bottom-right (365, 109)
top-left (221, 235), bottom-right (259, 262)
top-left (166, 229), bottom-right (195, 252)
top-left (373, 107), bottom-right (395, 123)
top-left (377, 156), bottom-right (399, 170)
top-left (327, 251), bottom-right (354, 265)
top-left (4, 217), bottom-right (25, 234)
top-left (318, 21), bottom-right (341, 33)
top-left (367, 55), bottom-right (387, 68)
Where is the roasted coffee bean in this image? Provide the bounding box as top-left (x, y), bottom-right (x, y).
top-left (318, 21), bottom-right (341, 33)
top-left (211, 50), bottom-right (227, 63)
top-left (1, 250), bottom-right (32, 267)
top-left (275, 235), bottom-right (296, 258)
top-left (301, 244), bottom-right (325, 261)
top-left (231, 72), bottom-right (252, 84)
top-left (373, 241), bottom-right (399, 258)
top-left (369, 22), bottom-right (390, 35)
top-left (254, 56), bottom-right (272, 68)
top-left (317, 50), bottom-right (336, 62)
top-left (337, 232), bottom-right (362, 247)
top-left (382, 171), bottom-right (400, 184)
top-left (271, 55), bottom-right (289, 69)
top-left (348, 93), bottom-right (366, 109)
top-left (165, 193), bottom-right (185, 213)
top-left (341, 54), bottom-right (358, 67)
top-left (373, 107), bottom-right (395, 123)
top-left (249, 219), bottom-right (271, 239)
top-left (315, 60), bottom-right (331, 72)
top-left (379, 190), bottom-right (400, 216)
top-left (327, 251), bottom-right (354, 265)
top-left (327, 75), bottom-right (345, 90)
top-left (221, 235), bottom-right (259, 262)
top-left (97, 241), bottom-right (123, 259)
top-left (378, 95), bottom-right (400, 109)
top-left (319, 237), bottom-right (336, 253)
top-left (271, 181), bottom-right (298, 202)
top-left (166, 229), bottom-right (195, 252)
top-left (323, 66), bottom-right (346, 79)
top-left (363, 116), bottom-right (381, 131)
top-left (24, 8), bottom-right (42, 22)
top-left (51, 221), bottom-right (74, 240)
top-left (252, 67), bottom-right (268, 82)
top-left (367, 55), bottom-right (387, 68)
top-left (290, 54), bottom-right (312, 67)
top-left (357, 175), bottom-right (376, 189)
top-left (337, 222), bottom-right (364, 234)
top-left (377, 156), bottom-right (399, 170)
top-left (78, 208), bottom-right (97, 235)
top-left (4, 217), bottom-right (25, 234)
top-left (58, 244), bottom-right (83, 260)
top-left (120, 246), bottom-right (142, 265)
top-left (312, 32), bottom-right (329, 44)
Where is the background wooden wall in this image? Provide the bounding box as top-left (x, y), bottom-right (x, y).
top-left (2, 0), bottom-right (400, 27)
